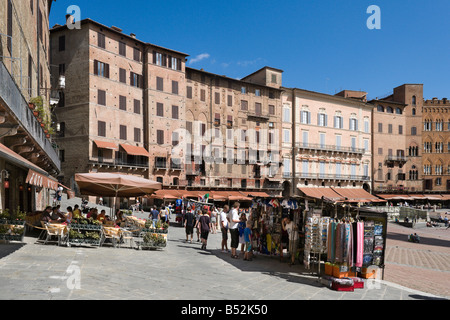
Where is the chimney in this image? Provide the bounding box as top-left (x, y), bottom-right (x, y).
top-left (130, 33), bottom-right (136, 39)
top-left (65, 14), bottom-right (74, 26)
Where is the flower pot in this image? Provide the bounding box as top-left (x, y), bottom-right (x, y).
top-left (33, 111), bottom-right (39, 117)
top-left (46, 134), bottom-right (50, 139)
top-left (44, 129), bottom-right (48, 134)
top-left (28, 103), bottom-right (35, 110)
top-left (40, 123), bottom-right (45, 128)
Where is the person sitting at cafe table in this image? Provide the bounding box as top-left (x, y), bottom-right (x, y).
top-left (115, 209), bottom-right (126, 227)
top-left (97, 209), bottom-right (106, 223)
top-left (41, 206), bottom-right (54, 222)
top-left (65, 206), bottom-right (73, 224)
top-left (73, 204), bottom-right (82, 219)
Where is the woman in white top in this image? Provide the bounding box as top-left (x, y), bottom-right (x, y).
top-left (228, 202), bottom-right (241, 259)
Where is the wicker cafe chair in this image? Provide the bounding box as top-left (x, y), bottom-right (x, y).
top-left (43, 223), bottom-right (63, 246)
top-left (118, 228), bottom-right (134, 249)
top-left (101, 227), bottom-right (120, 248)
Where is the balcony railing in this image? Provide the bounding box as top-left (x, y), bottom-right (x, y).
top-left (385, 155), bottom-right (408, 163)
top-left (296, 142), bottom-right (365, 154)
top-left (296, 172), bottom-right (370, 181)
top-left (90, 157), bottom-right (148, 168)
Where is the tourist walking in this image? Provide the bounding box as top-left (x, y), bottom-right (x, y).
top-left (244, 221), bottom-right (253, 261)
top-left (149, 206), bottom-right (159, 228)
top-left (238, 212), bottom-right (247, 255)
top-left (228, 202), bottom-right (241, 259)
top-left (220, 205), bottom-right (229, 253)
top-left (210, 206), bottom-right (218, 234)
top-left (159, 206), bottom-right (167, 223)
top-left (196, 208), bottom-right (211, 250)
top-left (184, 207), bottom-right (195, 243)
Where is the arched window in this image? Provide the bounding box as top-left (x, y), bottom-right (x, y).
top-left (412, 108), bottom-right (416, 116)
top-left (412, 96), bottom-right (416, 105)
top-left (377, 105), bottom-right (384, 112)
top-left (386, 106), bottom-right (393, 113)
top-left (395, 108), bottom-right (402, 115)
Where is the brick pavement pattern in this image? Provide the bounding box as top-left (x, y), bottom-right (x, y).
top-left (383, 222), bottom-right (450, 298)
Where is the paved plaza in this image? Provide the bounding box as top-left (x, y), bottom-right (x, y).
top-left (0, 216), bottom-right (448, 301)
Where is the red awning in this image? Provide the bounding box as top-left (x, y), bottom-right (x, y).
top-left (94, 140), bottom-right (118, 150)
top-left (332, 187), bottom-right (384, 202)
top-left (26, 169), bottom-right (59, 191)
top-left (120, 144), bottom-right (149, 157)
top-left (299, 187), bottom-right (344, 201)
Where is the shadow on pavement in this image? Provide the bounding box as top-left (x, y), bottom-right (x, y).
top-left (408, 294), bottom-right (448, 300)
top-left (388, 231), bottom-right (450, 249)
top-left (0, 242), bottom-right (25, 259)
top-left (209, 248), bottom-right (323, 288)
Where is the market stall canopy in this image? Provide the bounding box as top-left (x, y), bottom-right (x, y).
top-left (331, 187), bottom-right (385, 203)
top-left (75, 172), bottom-right (161, 197)
top-left (298, 187), bottom-right (344, 202)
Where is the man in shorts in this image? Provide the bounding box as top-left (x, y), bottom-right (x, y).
top-left (228, 202), bottom-right (241, 259)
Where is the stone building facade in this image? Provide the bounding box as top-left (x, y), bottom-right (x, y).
top-left (370, 84), bottom-right (424, 194)
top-left (422, 97), bottom-right (450, 192)
top-left (0, 0), bottom-right (60, 212)
top-left (281, 88), bottom-right (372, 196)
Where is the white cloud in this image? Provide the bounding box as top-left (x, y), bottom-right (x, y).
top-left (189, 53), bottom-right (210, 64)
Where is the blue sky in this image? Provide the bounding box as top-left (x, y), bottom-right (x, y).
top-left (50, 0), bottom-right (450, 100)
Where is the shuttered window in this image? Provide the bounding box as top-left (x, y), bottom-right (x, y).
top-left (157, 130), bottom-right (164, 145)
top-left (156, 103), bottom-right (164, 117)
top-left (98, 33), bottom-right (106, 49)
top-left (172, 81), bottom-right (178, 94)
top-left (119, 41), bottom-right (126, 56)
top-left (119, 95), bottom-right (126, 111)
top-left (98, 90), bottom-right (106, 106)
top-left (186, 86), bottom-right (192, 99)
top-left (98, 121), bottom-right (106, 137)
top-left (156, 77), bottom-right (164, 91)
top-left (120, 125), bottom-right (127, 140)
top-left (134, 128), bottom-right (141, 142)
top-left (119, 68), bottom-right (126, 83)
top-left (172, 105), bottom-right (179, 119)
top-left (133, 47), bottom-right (141, 61)
top-left (134, 99), bottom-right (140, 114)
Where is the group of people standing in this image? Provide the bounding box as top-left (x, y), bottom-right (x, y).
top-left (183, 202), bottom-right (253, 261)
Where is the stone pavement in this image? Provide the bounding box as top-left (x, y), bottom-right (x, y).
top-left (383, 222), bottom-right (450, 298)
top-left (0, 217), bottom-right (447, 301)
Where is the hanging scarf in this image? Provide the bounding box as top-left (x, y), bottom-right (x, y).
top-left (327, 221), bottom-right (336, 262)
top-left (356, 222), bottom-right (364, 268)
top-left (335, 223), bottom-right (344, 263)
top-left (347, 222), bottom-right (353, 267)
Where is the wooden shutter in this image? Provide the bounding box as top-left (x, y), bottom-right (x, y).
top-left (119, 95), bottom-right (126, 110)
top-left (94, 60), bottom-right (99, 75)
top-left (156, 102), bottom-right (164, 117)
top-left (172, 105), bottom-right (178, 119)
top-left (134, 99), bottom-right (140, 114)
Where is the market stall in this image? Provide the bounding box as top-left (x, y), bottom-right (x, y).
top-left (248, 196), bottom-right (303, 260)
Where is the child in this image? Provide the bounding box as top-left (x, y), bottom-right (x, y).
top-left (243, 221), bottom-right (253, 261)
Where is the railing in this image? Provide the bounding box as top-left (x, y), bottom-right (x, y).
top-left (385, 155), bottom-right (408, 162)
top-left (90, 157), bottom-right (148, 168)
top-left (296, 172), bottom-right (370, 181)
top-left (296, 142), bottom-right (365, 154)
